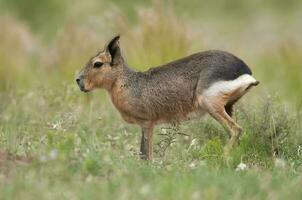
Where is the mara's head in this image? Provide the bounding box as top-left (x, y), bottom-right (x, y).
top-left (76, 35), bottom-right (123, 92)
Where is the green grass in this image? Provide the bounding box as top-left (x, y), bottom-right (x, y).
top-left (1, 0), bottom-right (302, 199)
top-left (0, 84), bottom-right (302, 200)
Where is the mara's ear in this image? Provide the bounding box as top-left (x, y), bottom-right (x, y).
top-left (105, 35), bottom-right (121, 66)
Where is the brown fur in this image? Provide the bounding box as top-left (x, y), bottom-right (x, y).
top-left (76, 36), bottom-right (259, 160)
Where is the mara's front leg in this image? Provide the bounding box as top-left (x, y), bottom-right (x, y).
top-left (140, 124), bottom-right (154, 160)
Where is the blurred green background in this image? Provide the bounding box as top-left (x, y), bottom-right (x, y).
top-left (1, 0), bottom-right (302, 199)
top-left (0, 0), bottom-right (301, 102)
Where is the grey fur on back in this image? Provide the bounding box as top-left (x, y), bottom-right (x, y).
top-left (125, 50), bottom-right (252, 96)
top-left (121, 50), bottom-right (252, 121)
top-left (144, 50), bottom-right (251, 87)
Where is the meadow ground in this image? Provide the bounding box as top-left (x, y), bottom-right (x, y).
top-left (1, 0), bottom-right (302, 199)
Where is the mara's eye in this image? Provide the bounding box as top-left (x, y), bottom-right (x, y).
top-left (94, 62), bottom-right (103, 68)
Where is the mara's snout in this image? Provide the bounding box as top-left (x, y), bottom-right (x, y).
top-left (75, 76), bottom-right (88, 92)
top-left (76, 35), bottom-right (259, 161)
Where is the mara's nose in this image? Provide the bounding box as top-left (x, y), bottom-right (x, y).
top-left (76, 78), bottom-right (81, 85)
top-left (76, 76), bottom-right (87, 92)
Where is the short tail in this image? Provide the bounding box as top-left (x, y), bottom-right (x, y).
top-left (225, 78), bottom-right (259, 117)
top-left (246, 80), bottom-right (259, 91)
top-left (252, 80), bottom-right (260, 86)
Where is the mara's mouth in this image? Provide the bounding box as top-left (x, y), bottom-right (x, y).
top-left (79, 85), bottom-right (90, 93)
top-left (79, 86), bottom-right (90, 93)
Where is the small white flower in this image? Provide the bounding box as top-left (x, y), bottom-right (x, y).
top-left (189, 162), bottom-right (197, 169)
top-left (49, 149), bottom-right (58, 160)
top-left (235, 162), bottom-right (247, 171)
top-left (274, 158), bottom-right (286, 168)
top-left (51, 120), bottom-right (63, 131)
top-left (187, 138), bottom-right (198, 151)
top-left (190, 138), bottom-right (198, 146)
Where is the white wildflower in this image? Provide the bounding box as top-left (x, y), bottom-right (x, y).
top-left (161, 128), bottom-right (167, 134)
top-left (187, 138), bottom-right (198, 151)
top-left (189, 162), bottom-right (197, 169)
top-left (51, 120), bottom-right (63, 131)
top-left (49, 149), bottom-right (58, 160)
top-left (274, 158), bottom-right (286, 168)
top-left (235, 162), bottom-right (247, 171)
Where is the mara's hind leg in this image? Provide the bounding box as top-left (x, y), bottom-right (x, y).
top-left (225, 100), bottom-right (238, 117)
top-left (196, 74), bottom-right (259, 158)
top-left (202, 97), bottom-right (242, 148)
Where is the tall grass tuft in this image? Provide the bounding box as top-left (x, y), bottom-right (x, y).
top-left (111, 1), bottom-right (197, 70)
top-left (49, 23), bottom-right (105, 80)
top-left (0, 16), bottom-right (38, 90)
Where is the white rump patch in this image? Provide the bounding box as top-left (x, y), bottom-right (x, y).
top-left (203, 74), bottom-right (258, 98)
